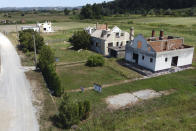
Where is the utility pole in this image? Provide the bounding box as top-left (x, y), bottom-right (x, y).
top-left (33, 34), bottom-right (37, 66)
top-left (16, 21), bottom-right (20, 45)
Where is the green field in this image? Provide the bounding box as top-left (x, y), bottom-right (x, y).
top-left (68, 67), bottom-right (196, 130)
top-left (0, 11), bottom-right (71, 23)
top-left (57, 65), bottom-right (127, 91)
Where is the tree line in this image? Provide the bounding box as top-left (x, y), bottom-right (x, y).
top-left (80, 0), bottom-right (196, 19)
top-left (19, 29), bottom-right (63, 97)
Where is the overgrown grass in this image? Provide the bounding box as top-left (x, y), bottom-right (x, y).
top-left (68, 67), bottom-right (196, 130)
top-left (56, 64), bottom-right (127, 91)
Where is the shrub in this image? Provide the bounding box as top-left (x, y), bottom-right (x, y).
top-left (78, 100), bottom-right (90, 120)
top-left (19, 29), bottom-right (44, 53)
top-left (37, 45), bottom-right (55, 70)
top-left (127, 21), bottom-right (134, 24)
top-left (69, 30), bottom-right (91, 50)
top-left (86, 55), bottom-right (105, 67)
top-left (57, 94), bottom-right (91, 129)
top-left (38, 45), bottom-right (63, 97)
top-left (64, 8), bottom-right (70, 15)
top-left (58, 94), bottom-right (80, 128)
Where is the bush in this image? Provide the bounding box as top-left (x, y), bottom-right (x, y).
top-left (19, 29), bottom-right (44, 53)
top-left (37, 45), bottom-right (55, 70)
top-left (86, 55), bottom-right (105, 67)
top-left (57, 94), bottom-right (91, 129)
top-left (38, 45), bottom-right (63, 97)
top-left (127, 21), bottom-right (134, 24)
top-left (64, 8), bottom-right (70, 15)
top-left (69, 30), bottom-right (91, 50)
top-left (58, 94), bottom-right (80, 128)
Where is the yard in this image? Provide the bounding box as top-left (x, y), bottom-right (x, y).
top-left (57, 65), bottom-right (127, 91)
top-left (68, 67), bottom-right (196, 130)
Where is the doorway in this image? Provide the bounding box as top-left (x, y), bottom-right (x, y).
top-left (110, 50), bottom-right (117, 57)
top-left (171, 56), bottom-right (178, 66)
top-left (133, 53), bottom-right (139, 64)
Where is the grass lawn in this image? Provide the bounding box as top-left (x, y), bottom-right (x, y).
top-left (52, 46), bottom-right (98, 63)
top-left (57, 64), bottom-right (128, 91)
top-left (67, 67), bottom-right (196, 131)
top-left (53, 22), bottom-right (94, 31)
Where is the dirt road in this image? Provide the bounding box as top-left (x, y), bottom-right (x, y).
top-left (0, 33), bottom-right (39, 131)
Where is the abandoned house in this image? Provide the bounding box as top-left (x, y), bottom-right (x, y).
top-left (125, 29), bottom-right (194, 72)
top-left (89, 23), bottom-right (130, 56)
top-left (36, 21), bottom-right (53, 33)
top-left (21, 21), bottom-right (53, 33)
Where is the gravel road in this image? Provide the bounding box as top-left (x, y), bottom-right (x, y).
top-left (0, 33), bottom-right (39, 131)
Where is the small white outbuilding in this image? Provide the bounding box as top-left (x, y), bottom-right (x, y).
top-left (21, 26), bottom-right (40, 32)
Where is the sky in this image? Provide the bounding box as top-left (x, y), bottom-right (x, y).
top-left (0, 0), bottom-right (113, 8)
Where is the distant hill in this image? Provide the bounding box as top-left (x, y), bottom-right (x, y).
top-left (80, 0), bottom-right (196, 19)
top-left (0, 6), bottom-right (82, 11)
top-left (106, 0), bottom-right (196, 12)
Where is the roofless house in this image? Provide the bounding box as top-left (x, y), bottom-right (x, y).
top-left (125, 29), bottom-right (194, 72)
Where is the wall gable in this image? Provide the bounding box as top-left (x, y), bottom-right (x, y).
top-left (132, 34), bottom-right (155, 52)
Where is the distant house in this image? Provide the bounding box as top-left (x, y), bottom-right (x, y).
top-left (21, 21), bottom-right (54, 33)
top-left (125, 29), bottom-right (194, 72)
top-left (1, 20), bottom-right (7, 24)
top-left (37, 21), bottom-right (53, 33)
top-left (89, 23), bottom-right (130, 56)
top-left (21, 26), bottom-right (40, 32)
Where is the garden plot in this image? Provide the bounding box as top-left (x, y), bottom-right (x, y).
top-left (106, 89), bottom-right (175, 110)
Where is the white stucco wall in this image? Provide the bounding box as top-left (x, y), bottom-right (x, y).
top-left (154, 47), bottom-right (194, 71)
top-left (138, 54), bottom-right (156, 71)
top-left (125, 51), bottom-right (156, 71)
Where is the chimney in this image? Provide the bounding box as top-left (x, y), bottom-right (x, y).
top-left (152, 29), bottom-right (155, 37)
top-left (130, 27), bottom-right (134, 41)
top-left (96, 22), bottom-right (98, 29)
top-left (159, 30), bottom-right (164, 40)
top-left (106, 23), bottom-right (108, 30)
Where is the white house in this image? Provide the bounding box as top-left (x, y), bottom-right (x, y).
top-left (125, 30), bottom-right (194, 72)
top-left (84, 26), bottom-right (96, 35)
top-left (90, 25), bottom-right (130, 56)
top-left (21, 26), bottom-right (40, 32)
top-left (21, 21), bottom-right (53, 33)
top-left (36, 21), bottom-right (53, 33)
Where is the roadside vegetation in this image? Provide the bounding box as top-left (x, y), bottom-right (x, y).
top-left (38, 45), bottom-right (63, 97)
top-left (54, 93), bottom-right (90, 129)
top-left (18, 29), bottom-right (44, 52)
